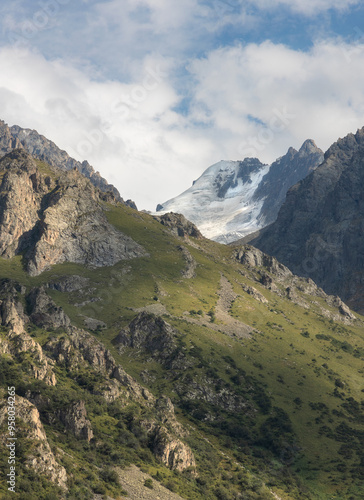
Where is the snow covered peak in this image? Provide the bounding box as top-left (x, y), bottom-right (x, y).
top-left (156, 158), bottom-right (268, 242)
top-left (164, 158), bottom-right (266, 205)
top-left (156, 142), bottom-right (324, 244)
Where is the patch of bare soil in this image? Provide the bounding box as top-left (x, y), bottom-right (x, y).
top-left (214, 275), bottom-right (252, 338)
top-left (115, 465), bottom-right (185, 500)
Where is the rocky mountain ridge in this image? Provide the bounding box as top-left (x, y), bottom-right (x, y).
top-left (0, 120), bottom-right (136, 209)
top-left (235, 245), bottom-right (356, 323)
top-left (253, 139), bottom-right (323, 226)
top-left (250, 126), bottom-right (364, 314)
top-left (156, 140), bottom-right (323, 243)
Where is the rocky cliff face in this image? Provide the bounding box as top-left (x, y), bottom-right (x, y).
top-left (0, 396), bottom-right (68, 490)
top-left (28, 287), bottom-right (71, 329)
top-left (152, 428), bottom-right (196, 472)
top-left (0, 122), bottom-right (23, 154)
top-left (0, 280), bottom-right (57, 385)
top-left (0, 120), bottom-right (136, 208)
top-left (57, 400), bottom-right (94, 442)
top-left (254, 140), bottom-right (324, 226)
top-left (250, 127), bottom-right (364, 313)
top-left (0, 149), bottom-right (147, 275)
top-left (0, 150), bottom-right (47, 258)
top-left (0, 280), bottom-right (27, 334)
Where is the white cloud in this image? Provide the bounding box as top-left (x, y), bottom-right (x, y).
top-left (1, 38), bottom-right (364, 211)
top-left (188, 40), bottom-right (364, 162)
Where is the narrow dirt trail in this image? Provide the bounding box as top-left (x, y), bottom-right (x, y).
top-left (215, 275), bottom-right (252, 338)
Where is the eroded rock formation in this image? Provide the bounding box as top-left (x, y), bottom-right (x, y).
top-left (0, 150), bottom-right (147, 275)
top-left (0, 396), bottom-right (67, 489)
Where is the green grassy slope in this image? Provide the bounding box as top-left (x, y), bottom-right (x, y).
top-left (0, 200), bottom-right (363, 499)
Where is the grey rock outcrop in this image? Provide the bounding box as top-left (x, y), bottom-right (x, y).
top-left (0, 150), bottom-right (147, 275)
top-left (0, 280), bottom-right (27, 334)
top-left (178, 245), bottom-right (197, 278)
top-left (176, 376), bottom-right (250, 417)
top-left (43, 324), bottom-right (158, 405)
top-left (0, 396), bottom-right (67, 489)
top-left (236, 245), bottom-right (292, 279)
top-left (28, 287), bottom-right (71, 329)
top-left (154, 212), bottom-right (203, 239)
top-left (0, 282), bottom-right (57, 384)
top-left (241, 284), bottom-right (268, 304)
top-left (0, 120), bottom-right (23, 154)
top-left (48, 275), bottom-right (90, 292)
top-left (82, 315), bottom-right (107, 331)
top-left (115, 312), bottom-right (192, 370)
top-left (44, 327), bottom-right (119, 376)
top-left (139, 396), bottom-right (196, 472)
top-left (57, 400), bottom-right (93, 442)
top-left (115, 312), bottom-right (177, 356)
top-left (152, 428), bottom-right (196, 471)
top-left (4, 328), bottom-right (57, 385)
top-left (251, 127), bottom-right (364, 313)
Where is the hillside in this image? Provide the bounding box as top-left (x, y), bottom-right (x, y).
top-left (0, 150), bottom-right (363, 499)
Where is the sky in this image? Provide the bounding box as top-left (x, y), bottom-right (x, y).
top-left (1, 1), bottom-right (364, 210)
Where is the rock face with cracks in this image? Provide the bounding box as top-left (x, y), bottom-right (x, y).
top-left (0, 396), bottom-right (68, 490)
top-left (57, 400), bottom-right (94, 442)
top-left (251, 127), bottom-right (364, 314)
top-left (0, 149), bottom-right (147, 275)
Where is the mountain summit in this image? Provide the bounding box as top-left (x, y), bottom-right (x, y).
top-left (156, 140), bottom-right (323, 243)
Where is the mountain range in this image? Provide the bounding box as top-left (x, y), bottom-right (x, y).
top-left (156, 140), bottom-right (324, 244)
top-left (0, 123), bottom-right (363, 500)
top-left (158, 126), bottom-right (364, 317)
